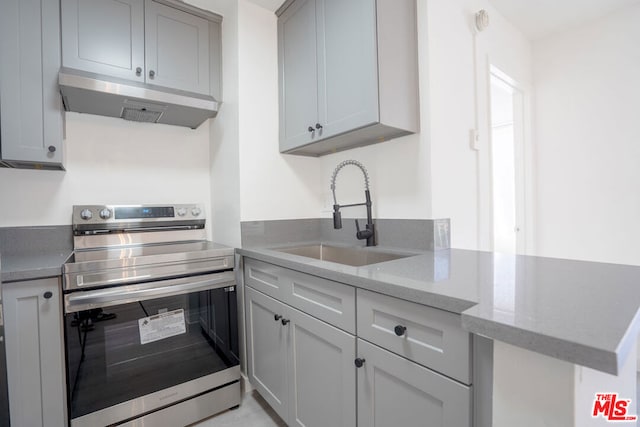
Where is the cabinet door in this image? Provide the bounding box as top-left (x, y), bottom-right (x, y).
top-left (245, 287), bottom-right (289, 422)
top-left (278, 0), bottom-right (320, 152)
top-left (357, 339), bottom-right (471, 427)
top-left (3, 278), bottom-right (67, 427)
top-left (145, 0), bottom-right (210, 95)
top-left (316, 0), bottom-right (379, 140)
top-left (61, 0), bottom-right (145, 81)
top-left (0, 0), bottom-right (64, 167)
top-left (287, 306), bottom-right (356, 427)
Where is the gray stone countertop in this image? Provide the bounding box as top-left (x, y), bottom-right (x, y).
top-left (1, 250), bottom-right (72, 283)
top-left (238, 243), bottom-right (640, 376)
top-left (0, 226), bottom-right (73, 283)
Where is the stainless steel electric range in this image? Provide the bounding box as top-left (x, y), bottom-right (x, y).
top-left (63, 204), bottom-right (240, 427)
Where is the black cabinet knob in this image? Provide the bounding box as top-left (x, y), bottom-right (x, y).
top-left (43, 291), bottom-right (53, 299)
top-left (394, 325), bottom-right (407, 336)
top-left (274, 314), bottom-right (282, 321)
top-left (315, 123), bottom-right (323, 130)
top-left (281, 318), bottom-right (290, 325)
top-left (48, 145), bottom-right (56, 153)
top-left (308, 126), bottom-right (315, 133)
top-left (354, 358), bottom-right (365, 368)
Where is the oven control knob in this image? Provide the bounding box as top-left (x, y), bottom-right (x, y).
top-left (99, 208), bottom-right (112, 220)
top-left (80, 209), bottom-right (93, 220)
top-left (177, 208), bottom-right (187, 217)
top-left (191, 207), bottom-right (201, 217)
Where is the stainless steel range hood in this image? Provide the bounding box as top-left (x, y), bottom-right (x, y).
top-left (58, 69), bottom-right (219, 129)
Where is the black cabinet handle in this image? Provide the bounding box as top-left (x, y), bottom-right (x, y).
top-left (136, 67), bottom-right (142, 76)
top-left (281, 318), bottom-right (290, 325)
top-left (394, 325), bottom-right (407, 336)
top-left (354, 358), bottom-right (365, 368)
top-left (48, 145), bottom-right (56, 153)
top-left (274, 314), bottom-right (282, 321)
top-left (315, 123), bottom-right (323, 130)
top-left (308, 126), bottom-right (315, 133)
top-left (43, 291), bottom-right (53, 299)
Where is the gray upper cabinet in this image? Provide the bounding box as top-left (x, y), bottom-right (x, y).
top-left (277, 0), bottom-right (419, 156)
top-left (60, 0), bottom-right (145, 82)
top-left (145, 0), bottom-right (210, 94)
top-left (278, 0), bottom-right (320, 150)
top-left (0, 0), bottom-right (64, 170)
top-left (61, 0), bottom-right (215, 96)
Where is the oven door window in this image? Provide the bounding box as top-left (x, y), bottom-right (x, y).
top-left (65, 287), bottom-right (239, 419)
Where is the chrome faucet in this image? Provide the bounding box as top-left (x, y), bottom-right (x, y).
top-left (330, 160), bottom-right (376, 246)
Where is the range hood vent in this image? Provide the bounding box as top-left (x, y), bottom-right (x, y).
top-left (58, 69), bottom-right (219, 129)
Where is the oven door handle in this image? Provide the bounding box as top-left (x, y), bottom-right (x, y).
top-left (65, 271), bottom-right (235, 313)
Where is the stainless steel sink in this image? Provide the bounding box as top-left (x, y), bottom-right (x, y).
top-left (274, 244), bottom-right (411, 267)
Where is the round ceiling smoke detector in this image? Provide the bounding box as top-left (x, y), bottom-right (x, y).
top-left (475, 9), bottom-right (489, 32)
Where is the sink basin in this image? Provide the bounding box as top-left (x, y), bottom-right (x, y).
top-left (274, 244), bottom-right (411, 267)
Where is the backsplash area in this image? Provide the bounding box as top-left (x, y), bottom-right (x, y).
top-left (0, 226), bottom-right (72, 256)
top-left (241, 218), bottom-right (450, 251)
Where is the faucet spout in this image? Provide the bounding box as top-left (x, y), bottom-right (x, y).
top-left (330, 160), bottom-right (376, 246)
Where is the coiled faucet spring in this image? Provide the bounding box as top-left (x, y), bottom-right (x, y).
top-left (330, 160), bottom-right (375, 246)
top-left (330, 159), bottom-right (370, 206)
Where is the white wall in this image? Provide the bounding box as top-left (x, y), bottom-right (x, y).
top-left (237, 0), bottom-right (322, 222)
top-left (0, 113), bottom-right (211, 231)
top-left (533, 4), bottom-right (640, 266)
top-left (190, 0), bottom-right (243, 248)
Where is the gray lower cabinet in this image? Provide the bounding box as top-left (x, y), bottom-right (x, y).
top-left (243, 258), bottom-right (474, 427)
top-left (2, 278), bottom-right (67, 427)
top-left (277, 0), bottom-right (419, 156)
top-left (0, 0), bottom-right (64, 169)
top-left (357, 339), bottom-right (471, 427)
top-left (245, 286), bottom-right (356, 427)
top-left (61, 0), bottom-right (218, 96)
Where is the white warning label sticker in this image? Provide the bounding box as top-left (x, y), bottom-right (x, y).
top-left (138, 308), bottom-right (186, 345)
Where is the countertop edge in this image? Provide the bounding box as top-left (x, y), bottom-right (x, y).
top-left (237, 247), bottom-right (475, 314)
top-left (460, 311), bottom-right (622, 375)
top-left (1, 268), bottom-right (63, 283)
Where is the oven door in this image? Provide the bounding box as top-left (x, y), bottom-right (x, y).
top-left (64, 271), bottom-right (239, 427)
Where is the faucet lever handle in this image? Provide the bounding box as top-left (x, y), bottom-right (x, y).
top-left (355, 219), bottom-right (361, 233)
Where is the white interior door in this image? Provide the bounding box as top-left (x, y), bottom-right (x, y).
top-left (489, 66), bottom-right (528, 254)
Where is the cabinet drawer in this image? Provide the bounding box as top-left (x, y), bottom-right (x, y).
top-left (357, 289), bottom-right (471, 384)
top-left (284, 267), bottom-right (355, 334)
top-left (244, 258), bottom-right (286, 300)
top-left (243, 258), bottom-right (356, 334)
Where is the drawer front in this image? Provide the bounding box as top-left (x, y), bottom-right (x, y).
top-left (244, 258), bottom-right (286, 301)
top-left (357, 289), bottom-right (471, 384)
top-left (283, 268), bottom-right (355, 334)
top-left (243, 258), bottom-right (356, 334)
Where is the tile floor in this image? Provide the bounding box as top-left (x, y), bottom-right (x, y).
top-left (190, 377), bottom-right (640, 427)
top-left (191, 391), bottom-right (286, 427)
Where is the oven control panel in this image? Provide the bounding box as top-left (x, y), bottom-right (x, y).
top-left (72, 204), bottom-right (205, 226)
